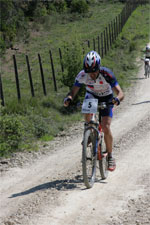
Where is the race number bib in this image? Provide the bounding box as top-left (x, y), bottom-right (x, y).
top-left (82, 99), bottom-right (98, 114)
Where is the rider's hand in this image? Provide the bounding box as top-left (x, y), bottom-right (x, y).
top-left (112, 97), bottom-right (120, 106)
top-left (64, 96), bottom-right (72, 107)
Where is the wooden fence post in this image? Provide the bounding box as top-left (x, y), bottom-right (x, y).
top-left (0, 74), bottom-right (4, 106)
top-left (106, 27), bottom-right (109, 52)
top-left (101, 32), bottom-right (104, 58)
top-left (111, 21), bottom-right (114, 44)
top-left (38, 53), bottom-right (47, 96)
top-left (114, 19), bottom-right (116, 41)
top-left (104, 29), bottom-right (107, 56)
top-left (118, 13), bottom-right (121, 34)
top-left (26, 55), bottom-right (35, 97)
top-left (82, 46), bottom-right (85, 55)
top-left (59, 48), bottom-right (64, 73)
top-left (97, 35), bottom-right (100, 55)
top-left (116, 16), bottom-right (118, 38)
top-left (125, 3), bottom-right (128, 23)
top-left (93, 38), bottom-right (96, 51)
top-left (13, 55), bottom-right (21, 101)
top-left (122, 6), bottom-right (125, 27)
top-left (121, 10), bottom-right (123, 31)
top-left (49, 50), bottom-right (57, 92)
top-left (109, 23), bottom-right (112, 48)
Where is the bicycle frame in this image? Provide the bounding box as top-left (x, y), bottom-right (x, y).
top-left (83, 102), bottom-right (111, 158)
top-left (143, 58), bottom-right (150, 78)
top-left (82, 100), bottom-right (111, 188)
top-left (84, 121), bottom-right (99, 156)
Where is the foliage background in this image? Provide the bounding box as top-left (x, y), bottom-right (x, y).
top-left (0, 0), bottom-right (135, 54)
top-left (0, 0), bottom-right (149, 157)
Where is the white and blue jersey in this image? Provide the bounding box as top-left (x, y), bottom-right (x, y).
top-left (75, 67), bottom-right (118, 97)
top-left (74, 67), bottom-right (119, 117)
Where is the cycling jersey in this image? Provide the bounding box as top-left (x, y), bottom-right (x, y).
top-left (144, 49), bottom-right (150, 58)
top-left (74, 67), bottom-right (118, 97)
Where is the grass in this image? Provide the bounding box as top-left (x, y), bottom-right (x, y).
top-left (1, 2), bottom-right (124, 103)
top-left (0, 2), bottom-right (150, 157)
top-left (102, 4), bottom-right (150, 88)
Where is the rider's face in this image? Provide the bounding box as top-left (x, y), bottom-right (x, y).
top-left (89, 71), bottom-right (99, 80)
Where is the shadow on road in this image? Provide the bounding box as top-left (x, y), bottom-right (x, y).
top-left (9, 175), bottom-right (83, 198)
top-left (129, 77), bottom-right (145, 80)
top-left (9, 174), bottom-right (108, 198)
top-left (132, 101), bottom-right (150, 105)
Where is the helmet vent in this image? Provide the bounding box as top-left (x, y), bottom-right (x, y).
top-left (83, 51), bottom-right (101, 73)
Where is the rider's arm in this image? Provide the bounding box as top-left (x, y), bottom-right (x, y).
top-left (100, 67), bottom-right (124, 105)
top-left (112, 84), bottom-right (124, 105)
top-left (64, 85), bottom-right (80, 107)
top-left (64, 70), bottom-right (85, 107)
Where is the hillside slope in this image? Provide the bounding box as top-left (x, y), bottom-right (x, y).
top-left (0, 59), bottom-right (150, 225)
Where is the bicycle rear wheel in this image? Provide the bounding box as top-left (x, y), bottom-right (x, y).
top-left (82, 128), bottom-right (97, 188)
top-left (99, 135), bottom-right (108, 180)
top-left (145, 65), bottom-right (148, 78)
top-left (148, 65), bottom-right (150, 78)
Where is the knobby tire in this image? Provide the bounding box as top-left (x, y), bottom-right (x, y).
top-left (98, 135), bottom-right (108, 180)
top-left (145, 65), bottom-right (148, 78)
top-left (148, 65), bottom-right (150, 78)
top-left (82, 128), bottom-right (97, 188)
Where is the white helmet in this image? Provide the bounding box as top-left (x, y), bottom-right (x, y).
top-left (146, 44), bottom-right (150, 51)
top-left (83, 51), bottom-right (101, 73)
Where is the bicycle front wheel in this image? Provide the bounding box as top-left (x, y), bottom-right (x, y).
top-left (148, 65), bottom-right (150, 78)
top-left (82, 128), bottom-right (97, 188)
top-left (145, 65), bottom-right (148, 78)
top-left (99, 135), bottom-right (108, 180)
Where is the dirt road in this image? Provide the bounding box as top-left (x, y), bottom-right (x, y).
top-left (0, 60), bottom-right (150, 225)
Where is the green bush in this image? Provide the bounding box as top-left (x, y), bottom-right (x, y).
top-left (0, 34), bottom-right (6, 56)
top-left (61, 40), bottom-right (83, 88)
top-left (0, 114), bottom-right (24, 156)
top-left (0, 0), bottom-right (29, 50)
top-left (33, 2), bottom-right (48, 23)
top-left (70, 0), bottom-right (89, 13)
top-left (129, 41), bottom-right (137, 52)
top-left (34, 4), bottom-right (47, 17)
top-left (53, 0), bottom-right (67, 13)
top-left (86, 0), bottom-right (98, 5)
top-left (61, 39), bottom-right (86, 104)
top-left (29, 114), bottom-right (50, 138)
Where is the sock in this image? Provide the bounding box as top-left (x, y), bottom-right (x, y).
top-left (108, 152), bottom-right (112, 158)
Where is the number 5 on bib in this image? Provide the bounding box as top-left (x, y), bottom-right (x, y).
top-left (82, 99), bottom-right (98, 114)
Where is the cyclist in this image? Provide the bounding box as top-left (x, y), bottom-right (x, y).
top-left (64, 51), bottom-right (124, 171)
top-left (144, 44), bottom-right (150, 59)
top-left (143, 44), bottom-right (150, 75)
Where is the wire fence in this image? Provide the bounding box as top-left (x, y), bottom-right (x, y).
top-left (0, 0), bottom-right (148, 106)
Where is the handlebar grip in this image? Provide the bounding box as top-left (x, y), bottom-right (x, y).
top-left (112, 97), bottom-right (120, 105)
top-left (64, 97), bottom-right (72, 107)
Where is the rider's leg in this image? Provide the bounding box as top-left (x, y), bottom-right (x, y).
top-left (145, 64), bottom-right (147, 76)
top-left (101, 116), bottom-right (113, 156)
top-left (144, 63), bottom-right (146, 75)
top-left (84, 113), bottom-right (91, 123)
top-left (101, 116), bottom-right (116, 171)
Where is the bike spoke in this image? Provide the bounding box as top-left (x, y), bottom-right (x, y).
top-left (82, 129), bottom-right (97, 188)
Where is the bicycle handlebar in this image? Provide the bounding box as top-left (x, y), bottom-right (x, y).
top-left (97, 101), bottom-right (114, 109)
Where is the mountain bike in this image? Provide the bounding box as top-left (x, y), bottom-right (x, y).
top-left (81, 99), bottom-right (112, 189)
top-left (142, 58), bottom-right (150, 78)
